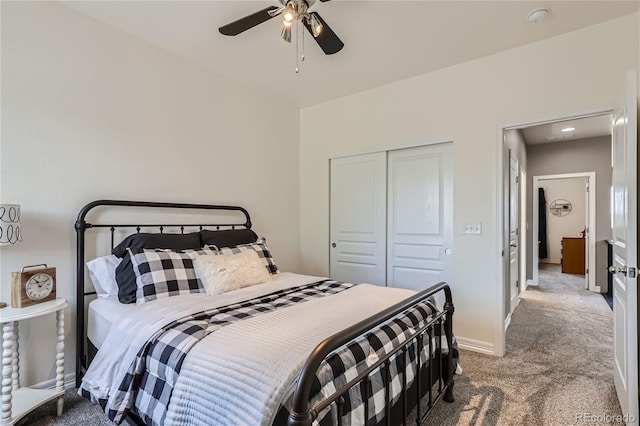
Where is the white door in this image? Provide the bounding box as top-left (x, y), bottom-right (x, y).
top-left (330, 152), bottom-right (387, 286)
top-left (611, 70), bottom-right (638, 423)
top-left (387, 143), bottom-right (453, 291)
top-left (509, 152), bottom-right (520, 313)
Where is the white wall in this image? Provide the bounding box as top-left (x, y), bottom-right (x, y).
top-left (539, 178), bottom-right (588, 264)
top-left (1, 1), bottom-right (300, 386)
top-left (299, 14), bottom-right (638, 354)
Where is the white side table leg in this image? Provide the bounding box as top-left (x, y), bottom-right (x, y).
top-left (56, 310), bottom-right (64, 416)
top-left (1, 321), bottom-right (15, 425)
top-left (11, 322), bottom-right (18, 391)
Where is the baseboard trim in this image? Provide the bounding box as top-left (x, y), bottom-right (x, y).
top-left (456, 337), bottom-right (495, 356)
top-left (504, 313), bottom-right (512, 331)
top-left (526, 279), bottom-right (537, 286)
top-left (32, 371), bottom-right (75, 391)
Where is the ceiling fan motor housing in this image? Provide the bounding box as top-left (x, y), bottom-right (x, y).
top-left (280, 0), bottom-right (313, 18)
top-left (280, 0), bottom-right (317, 9)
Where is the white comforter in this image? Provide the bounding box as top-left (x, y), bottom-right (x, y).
top-left (82, 273), bottom-right (417, 425)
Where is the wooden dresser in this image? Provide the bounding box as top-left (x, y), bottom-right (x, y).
top-left (561, 237), bottom-right (585, 274)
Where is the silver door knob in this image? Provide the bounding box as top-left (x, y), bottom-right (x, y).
top-left (609, 266), bottom-right (628, 276)
top-left (332, 242), bottom-right (336, 248)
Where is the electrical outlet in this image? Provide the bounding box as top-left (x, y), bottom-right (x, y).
top-left (463, 223), bottom-right (482, 235)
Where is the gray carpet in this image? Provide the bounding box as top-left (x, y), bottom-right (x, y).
top-left (422, 263), bottom-right (622, 425)
top-left (17, 390), bottom-right (112, 426)
top-left (22, 263), bottom-right (621, 425)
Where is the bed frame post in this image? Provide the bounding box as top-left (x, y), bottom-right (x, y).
top-left (75, 215), bottom-right (87, 389)
top-left (443, 296), bottom-right (455, 403)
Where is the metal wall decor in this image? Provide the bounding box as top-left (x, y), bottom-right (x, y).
top-left (0, 204), bottom-right (22, 245)
top-left (549, 199), bottom-right (572, 217)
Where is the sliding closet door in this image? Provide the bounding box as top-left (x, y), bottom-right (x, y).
top-left (330, 152), bottom-right (387, 286)
top-left (387, 143), bottom-right (453, 291)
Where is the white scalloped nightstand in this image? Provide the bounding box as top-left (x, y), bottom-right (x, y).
top-left (0, 298), bottom-right (67, 425)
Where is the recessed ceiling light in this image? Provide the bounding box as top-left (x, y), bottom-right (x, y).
top-left (546, 134), bottom-right (571, 141)
top-left (527, 7), bottom-right (550, 23)
top-left (561, 127), bottom-right (576, 132)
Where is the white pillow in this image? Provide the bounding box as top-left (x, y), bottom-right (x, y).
top-left (193, 251), bottom-right (271, 296)
top-left (86, 255), bottom-right (122, 298)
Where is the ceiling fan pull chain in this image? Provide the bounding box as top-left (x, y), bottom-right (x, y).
top-left (295, 20), bottom-right (300, 73)
top-left (301, 20), bottom-right (305, 62)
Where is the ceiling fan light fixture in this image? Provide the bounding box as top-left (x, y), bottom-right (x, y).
top-left (282, 6), bottom-right (295, 26)
top-left (310, 14), bottom-right (323, 37)
top-left (281, 25), bottom-right (292, 43)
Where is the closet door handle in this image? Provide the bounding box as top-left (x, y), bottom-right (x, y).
top-left (332, 242), bottom-right (336, 248)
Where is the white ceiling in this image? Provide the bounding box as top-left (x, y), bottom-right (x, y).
top-left (521, 114), bottom-right (613, 144)
top-left (62, 1), bottom-right (638, 108)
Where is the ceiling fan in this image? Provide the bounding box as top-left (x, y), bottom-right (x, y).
top-left (219, 0), bottom-right (344, 55)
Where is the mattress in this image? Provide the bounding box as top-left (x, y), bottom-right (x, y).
top-left (88, 297), bottom-right (138, 348)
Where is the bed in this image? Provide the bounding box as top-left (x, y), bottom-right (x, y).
top-left (75, 200), bottom-right (458, 426)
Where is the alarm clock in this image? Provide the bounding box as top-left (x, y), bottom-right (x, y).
top-left (11, 264), bottom-right (56, 308)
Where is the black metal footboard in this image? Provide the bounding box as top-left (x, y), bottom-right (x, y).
top-left (288, 282), bottom-right (455, 426)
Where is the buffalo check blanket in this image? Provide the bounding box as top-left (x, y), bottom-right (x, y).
top-left (305, 301), bottom-right (458, 426)
top-left (80, 277), bottom-right (458, 426)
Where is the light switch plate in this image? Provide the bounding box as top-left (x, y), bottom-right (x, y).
top-left (463, 223), bottom-right (482, 235)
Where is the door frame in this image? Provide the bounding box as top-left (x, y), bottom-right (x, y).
top-left (508, 152), bottom-right (520, 316)
top-left (532, 172), bottom-right (597, 292)
top-left (520, 167), bottom-right (527, 293)
top-left (495, 108), bottom-right (613, 356)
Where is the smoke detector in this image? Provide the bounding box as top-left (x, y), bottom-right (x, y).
top-left (527, 7), bottom-right (550, 23)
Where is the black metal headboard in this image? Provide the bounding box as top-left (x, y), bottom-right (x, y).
top-left (74, 200), bottom-right (252, 388)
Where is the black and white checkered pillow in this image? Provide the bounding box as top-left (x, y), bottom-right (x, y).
top-left (129, 248), bottom-right (215, 304)
top-left (214, 237), bottom-right (279, 275)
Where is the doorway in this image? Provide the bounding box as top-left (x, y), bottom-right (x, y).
top-left (497, 110), bottom-right (614, 346)
top-left (496, 72), bottom-right (637, 420)
top-left (532, 172), bottom-right (597, 292)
